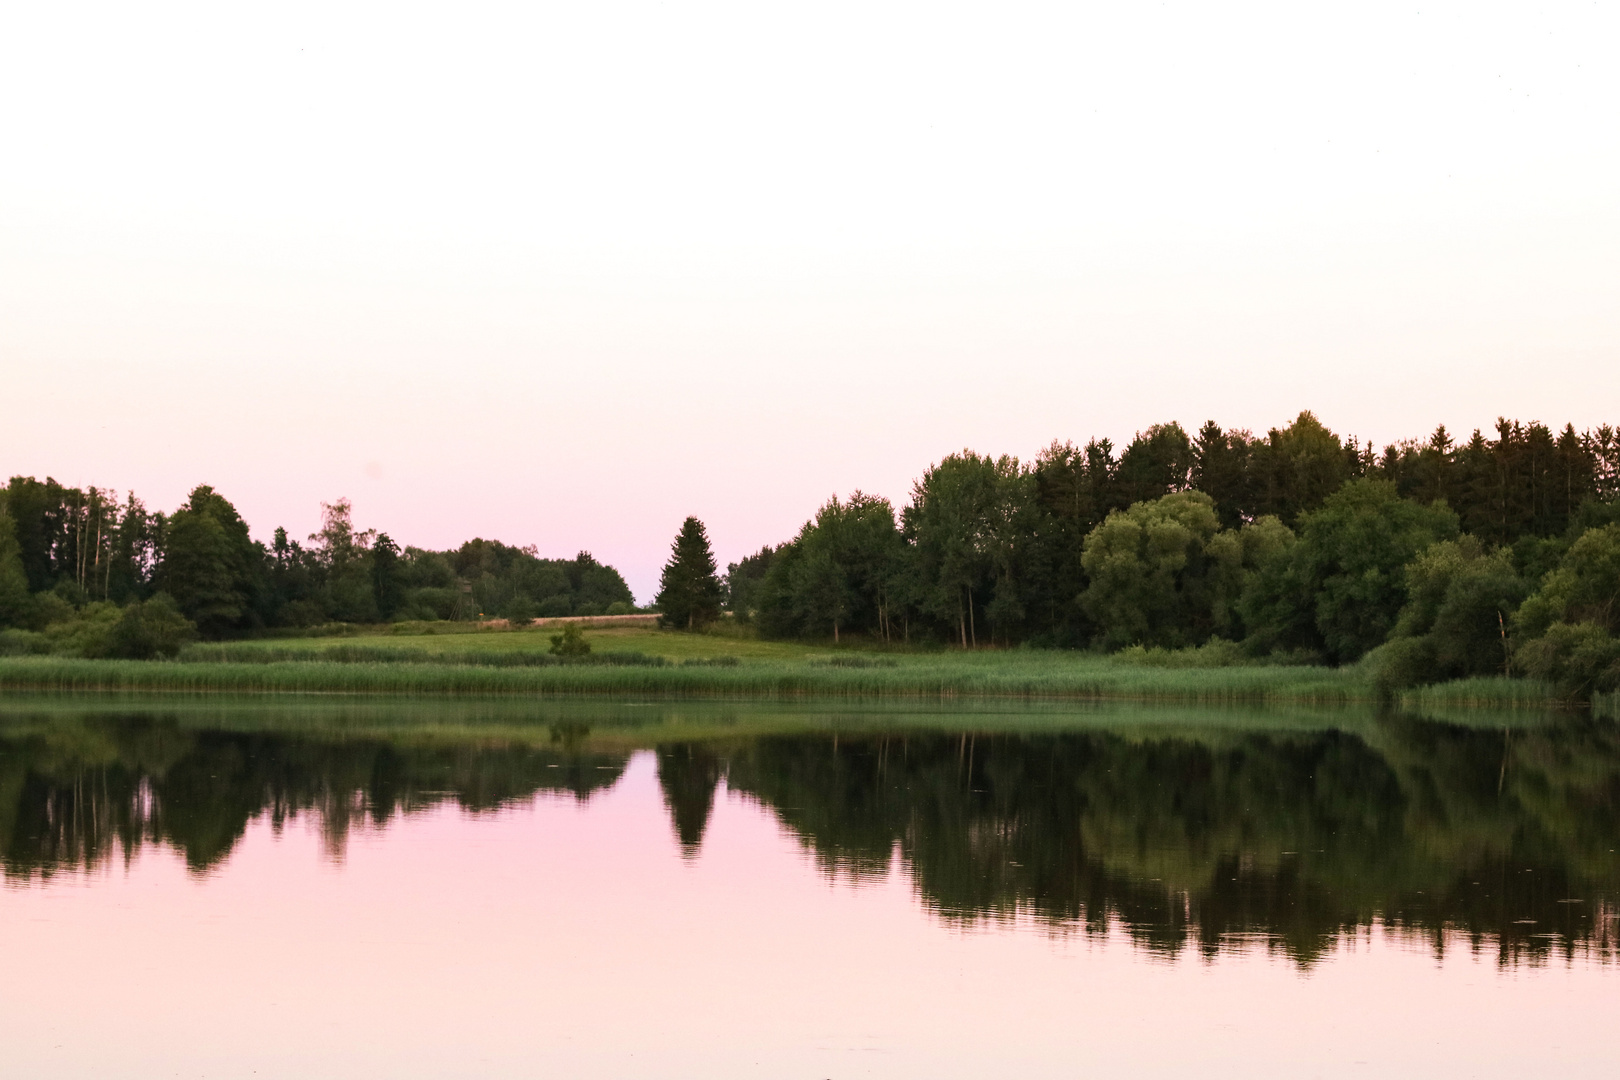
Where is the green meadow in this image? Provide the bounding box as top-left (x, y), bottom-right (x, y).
top-left (0, 620), bottom-right (1605, 717)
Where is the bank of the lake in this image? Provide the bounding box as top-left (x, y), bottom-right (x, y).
top-left (0, 651), bottom-right (1601, 716)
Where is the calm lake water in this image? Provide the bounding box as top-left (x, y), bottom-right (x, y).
top-left (2, 698), bottom-right (1617, 1078)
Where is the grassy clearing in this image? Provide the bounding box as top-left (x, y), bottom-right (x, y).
top-left (229, 622), bottom-right (873, 662)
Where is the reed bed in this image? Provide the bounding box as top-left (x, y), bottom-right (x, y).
top-left (0, 653), bottom-right (1374, 704)
top-left (1399, 675), bottom-right (1567, 712)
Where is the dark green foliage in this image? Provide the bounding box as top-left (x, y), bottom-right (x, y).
top-left (1192, 421), bottom-right (1256, 529)
top-left (3, 478), bottom-right (639, 642)
top-left (439, 541), bottom-right (632, 622)
top-left (11, 413), bottom-right (1617, 678)
top-left (505, 595), bottom-right (538, 625)
top-left (549, 622), bottom-right (591, 657)
top-left (1381, 420), bottom-right (1616, 544)
top-left (370, 533), bottom-right (404, 620)
top-left (0, 509), bottom-right (33, 629)
top-left (902, 452), bottom-right (1032, 647)
top-left (655, 517), bottom-right (723, 630)
top-left (1240, 479), bottom-right (1458, 664)
top-left (1116, 423), bottom-right (1195, 505)
top-left (160, 486), bottom-right (261, 638)
top-left (777, 493), bottom-right (903, 643)
top-left (723, 545), bottom-right (778, 623)
top-left (1251, 411), bottom-right (1355, 526)
top-left (1080, 492), bottom-right (1243, 650)
top-left (1299, 480), bottom-right (1458, 663)
top-left (1, 478), bottom-right (162, 604)
top-left (1516, 523), bottom-right (1620, 638)
top-left (1514, 622), bottom-right (1620, 698)
top-left (1364, 538), bottom-right (1526, 688)
top-left (1511, 523), bottom-right (1620, 697)
top-left (104, 594), bottom-right (196, 659)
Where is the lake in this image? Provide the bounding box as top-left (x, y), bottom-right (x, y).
top-left (2, 698), bottom-right (1616, 1078)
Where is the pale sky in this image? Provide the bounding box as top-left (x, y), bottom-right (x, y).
top-left (3, 0), bottom-right (1617, 599)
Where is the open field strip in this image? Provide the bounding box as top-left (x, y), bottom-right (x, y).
top-left (0, 625), bottom-right (1590, 713)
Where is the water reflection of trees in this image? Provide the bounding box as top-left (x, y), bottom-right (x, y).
top-left (715, 718), bottom-right (1620, 966)
top-left (4, 712), bottom-right (1618, 966)
top-left (0, 715), bottom-right (627, 877)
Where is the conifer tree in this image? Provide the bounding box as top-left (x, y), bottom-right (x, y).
top-left (655, 517), bottom-right (722, 630)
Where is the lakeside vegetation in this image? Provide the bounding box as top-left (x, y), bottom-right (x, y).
top-left (4, 410), bottom-right (1619, 708)
top-left (1, 620), bottom-right (1607, 716)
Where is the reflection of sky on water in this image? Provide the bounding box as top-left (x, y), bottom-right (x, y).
top-left (2, 748), bottom-right (1617, 1079)
top-left (6, 715), bottom-right (1620, 973)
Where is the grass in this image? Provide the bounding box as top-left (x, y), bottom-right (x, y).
top-left (0, 651), bottom-right (1383, 705)
top-left (0, 621), bottom-right (1592, 713)
top-left (0, 690), bottom-right (1565, 753)
top-left (237, 621), bottom-right (821, 661)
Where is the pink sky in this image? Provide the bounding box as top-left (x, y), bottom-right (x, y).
top-left (3, 2), bottom-right (1618, 598)
top-left (2, 752), bottom-right (1616, 1077)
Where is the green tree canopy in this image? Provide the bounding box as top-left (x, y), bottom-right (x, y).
top-left (902, 452), bottom-right (1031, 647)
top-left (0, 508), bottom-right (34, 629)
top-left (160, 485), bottom-right (260, 638)
top-left (1512, 523), bottom-right (1620, 697)
top-left (1253, 411), bottom-right (1355, 525)
top-left (788, 492), bottom-right (903, 643)
top-left (1080, 491), bottom-right (1245, 649)
top-left (1365, 537), bottom-right (1527, 688)
top-left (1246, 478), bottom-right (1459, 664)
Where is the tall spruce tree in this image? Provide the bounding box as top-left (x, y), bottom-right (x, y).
top-left (655, 517), bottom-right (722, 629)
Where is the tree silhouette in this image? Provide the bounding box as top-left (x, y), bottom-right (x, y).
top-left (654, 517), bottom-right (722, 630)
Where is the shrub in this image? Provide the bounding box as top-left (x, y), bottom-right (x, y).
top-left (504, 596), bottom-right (537, 627)
top-left (1514, 621), bottom-right (1620, 699)
top-left (104, 593), bottom-right (197, 659)
top-left (549, 623), bottom-right (591, 657)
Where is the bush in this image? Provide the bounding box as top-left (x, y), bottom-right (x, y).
top-left (504, 596), bottom-right (537, 627)
top-left (1359, 637), bottom-right (1437, 692)
top-left (537, 595), bottom-right (573, 618)
top-left (0, 628), bottom-right (48, 656)
top-left (1372, 537), bottom-right (1524, 686)
top-left (605, 600), bottom-right (635, 616)
top-left (548, 623), bottom-right (591, 657)
top-left (105, 594), bottom-right (196, 659)
top-left (1514, 621), bottom-right (1620, 699)
top-left (1116, 638), bottom-right (1248, 669)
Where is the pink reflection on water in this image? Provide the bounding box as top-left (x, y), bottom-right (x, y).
top-left (2, 751), bottom-right (1616, 1079)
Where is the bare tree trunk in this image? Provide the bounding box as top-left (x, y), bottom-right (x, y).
top-left (967, 585), bottom-right (977, 648)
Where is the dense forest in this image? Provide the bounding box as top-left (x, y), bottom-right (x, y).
top-left (6, 410), bottom-right (1620, 696)
top-left (0, 483), bottom-right (634, 656)
top-left (724, 413), bottom-right (1620, 694)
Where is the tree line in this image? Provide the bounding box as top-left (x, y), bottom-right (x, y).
top-left (0, 480), bottom-right (635, 656)
top-left (703, 412), bottom-right (1620, 695)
